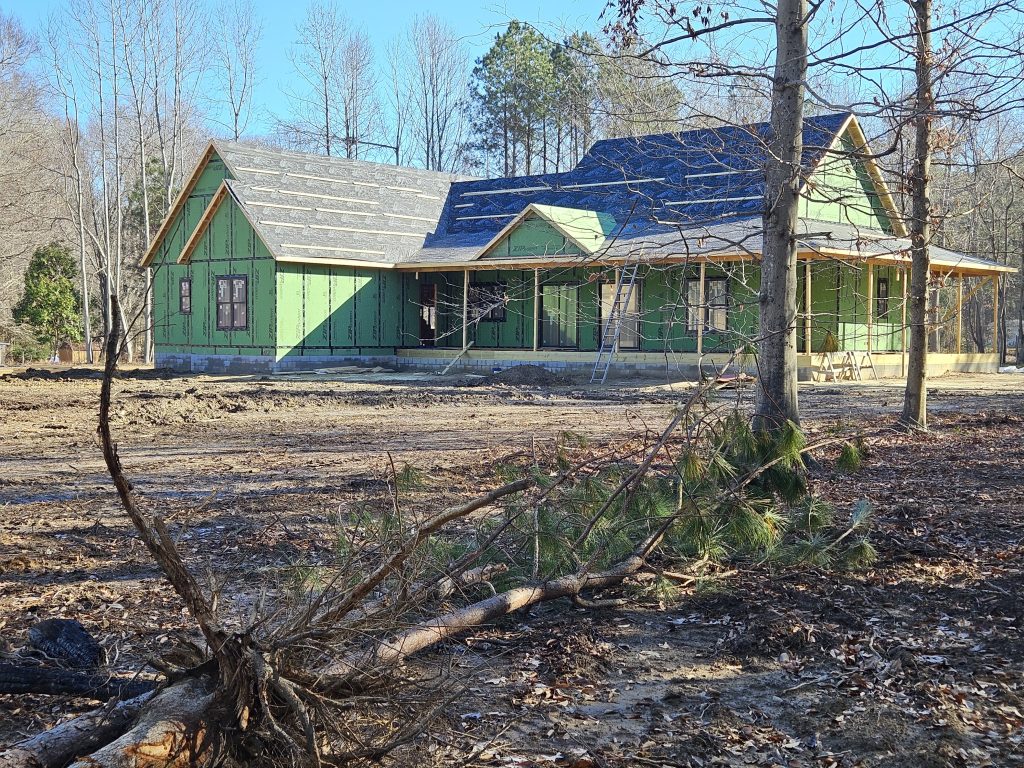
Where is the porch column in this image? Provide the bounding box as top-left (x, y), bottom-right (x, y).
top-left (462, 269), bottom-right (469, 351)
top-left (993, 274), bottom-right (1000, 355)
top-left (900, 266), bottom-right (908, 377)
top-left (696, 261), bottom-right (706, 355)
top-left (866, 262), bottom-right (873, 354)
top-left (803, 259), bottom-right (812, 354)
top-left (956, 273), bottom-right (963, 353)
top-left (532, 269), bottom-right (540, 352)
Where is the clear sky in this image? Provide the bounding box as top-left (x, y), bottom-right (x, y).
top-left (4, 0), bottom-right (604, 134)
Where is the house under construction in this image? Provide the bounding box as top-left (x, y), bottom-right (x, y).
top-left (142, 112), bottom-right (1012, 378)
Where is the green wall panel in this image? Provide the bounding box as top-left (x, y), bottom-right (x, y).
top-left (274, 263), bottom-right (406, 358)
top-left (802, 135), bottom-right (893, 233)
top-left (152, 192), bottom-right (276, 356)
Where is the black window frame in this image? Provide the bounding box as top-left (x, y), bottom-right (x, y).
top-left (876, 276), bottom-right (890, 320)
top-left (179, 277), bottom-right (192, 315)
top-left (216, 275), bottom-right (248, 331)
top-left (467, 282), bottom-right (507, 322)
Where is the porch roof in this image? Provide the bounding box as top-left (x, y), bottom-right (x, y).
top-left (402, 216), bottom-right (1014, 276)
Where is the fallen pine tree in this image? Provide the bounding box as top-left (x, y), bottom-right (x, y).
top-left (0, 297), bottom-right (877, 767)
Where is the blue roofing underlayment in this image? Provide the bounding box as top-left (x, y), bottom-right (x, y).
top-left (414, 112), bottom-right (853, 264)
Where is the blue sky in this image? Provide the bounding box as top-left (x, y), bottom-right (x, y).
top-left (6, 0), bottom-right (603, 134)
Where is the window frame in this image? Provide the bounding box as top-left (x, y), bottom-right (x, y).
top-left (598, 279), bottom-right (642, 350)
top-left (467, 281), bottom-right (507, 323)
top-left (179, 277), bottom-right (192, 315)
top-left (216, 274), bottom-right (248, 332)
top-left (876, 276), bottom-right (890, 320)
top-left (685, 274), bottom-right (730, 334)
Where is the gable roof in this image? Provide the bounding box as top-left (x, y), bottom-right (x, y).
top-left (416, 112), bottom-right (909, 264)
top-left (146, 140), bottom-right (471, 268)
top-left (478, 203), bottom-right (617, 258)
top-left (146, 114), bottom-right (1010, 278)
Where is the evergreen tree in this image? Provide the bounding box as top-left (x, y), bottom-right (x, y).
top-left (469, 22), bottom-right (557, 176)
top-left (13, 243), bottom-right (83, 356)
top-left (551, 33), bottom-right (601, 169)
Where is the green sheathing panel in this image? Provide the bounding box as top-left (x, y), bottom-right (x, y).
top-left (639, 264), bottom-right (759, 354)
top-left (807, 261), bottom-right (901, 353)
top-left (425, 264), bottom-right (763, 354)
top-left (151, 152), bottom-right (238, 354)
top-left (802, 134), bottom-right (894, 233)
top-left (275, 263), bottom-right (408, 358)
top-left (486, 216), bottom-right (584, 259)
top-left (152, 194), bottom-right (276, 354)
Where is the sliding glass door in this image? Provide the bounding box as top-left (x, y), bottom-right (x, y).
top-left (541, 285), bottom-right (578, 348)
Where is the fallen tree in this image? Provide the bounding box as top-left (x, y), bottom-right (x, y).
top-left (0, 663), bottom-right (155, 701)
top-left (2, 296), bottom-right (874, 766)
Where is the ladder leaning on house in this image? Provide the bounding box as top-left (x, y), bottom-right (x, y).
top-left (590, 260), bottom-right (641, 384)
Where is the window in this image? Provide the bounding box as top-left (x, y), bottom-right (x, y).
top-left (876, 277), bottom-right (890, 320)
top-left (541, 284), bottom-right (578, 348)
top-left (216, 275), bottom-right (248, 331)
top-left (686, 275), bottom-right (729, 333)
top-left (706, 278), bottom-right (728, 332)
top-left (599, 281), bottom-right (641, 349)
top-left (468, 282), bottom-right (507, 322)
top-left (179, 278), bottom-right (191, 315)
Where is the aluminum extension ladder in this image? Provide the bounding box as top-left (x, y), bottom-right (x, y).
top-left (590, 262), bottom-right (640, 384)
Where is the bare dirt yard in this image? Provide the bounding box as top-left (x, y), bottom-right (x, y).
top-left (1, 367), bottom-right (1022, 767)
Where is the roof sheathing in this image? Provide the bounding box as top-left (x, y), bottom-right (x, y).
top-left (171, 140), bottom-right (469, 268)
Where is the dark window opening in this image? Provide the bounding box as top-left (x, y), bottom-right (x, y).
top-left (419, 283), bottom-right (437, 346)
top-left (876, 277), bottom-right (890, 320)
top-left (468, 282), bottom-right (507, 322)
top-left (216, 275), bottom-right (248, 331)
top-left (179, 278), bottom-right (191, 315)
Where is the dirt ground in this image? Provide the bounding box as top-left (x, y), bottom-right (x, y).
top-left (1, 367), bottom-right (1022, 767)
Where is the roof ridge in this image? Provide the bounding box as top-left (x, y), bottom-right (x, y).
top-left (211, 138), bottom-right (478, 181)
top-left (588, 111), bottom-right (853, 149)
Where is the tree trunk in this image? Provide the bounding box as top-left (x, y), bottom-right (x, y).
top-left (754, 0), bottom-right (807, 431)
top-left (1017, 224), bottom-right (1023, 365)
top-left (66, 678), bottom-right (218, 768)
top-left (0, 693), bottom-right (151, 768)
top-left (0, 663), bottom-right (155, 700)
top-left (318, 552), bottom-right (650, 690)
top-left (901, 0), bottom-right (933, 430)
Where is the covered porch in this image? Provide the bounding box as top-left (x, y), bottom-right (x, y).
top-left (401, 250), bottom-right (1009, 378)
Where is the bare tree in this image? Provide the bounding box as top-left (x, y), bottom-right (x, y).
top-left (212, 0), bottom-right (263, 141)
top-left (282, 2), bottom-right (378, 158)
top-left (407, 14), bottom-right (469, 172)
top-left (338, 27), bottom-right (377, 159)
top-left (383, 37), bottom-right (412, 164)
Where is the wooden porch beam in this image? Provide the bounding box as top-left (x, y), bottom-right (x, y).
top-left (900, 267), bottom-right (908, 377)
top-left (956, 274), bottom-right (963, 353)
top-left (804, 259), bottom-right (812, 354)
top-left (866, 262), bottom-right (873, 354)
top-left (993, 274), bottom-right (1000, 355)
top-left (696, 261), bottom-right (706, 356)
top-left (532, 269), bottom-right (540, 352)
top-left (462, 270), bottom-right (469, 351)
